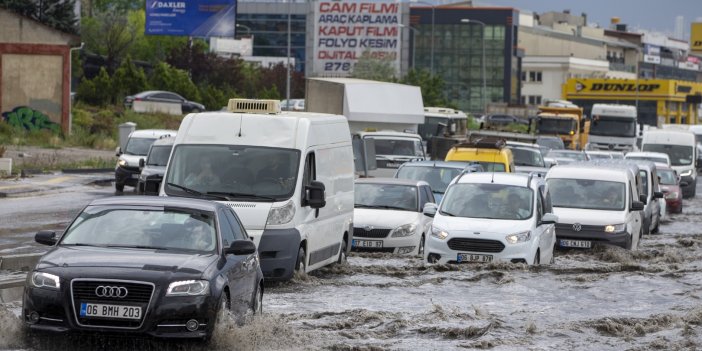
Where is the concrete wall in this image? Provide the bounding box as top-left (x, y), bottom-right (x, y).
top-left (0, 11), bottom-right (76, 45)
top-left (1, 54), bottom-right (64, 125)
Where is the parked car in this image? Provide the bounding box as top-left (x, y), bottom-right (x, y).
top-left (124, 91), bottom-right (205, 114)
top-left (624, 151), bottom-right (671, 167)
top-left (353, 178), bottom-right (435, 255)
top-left (115, 129), bottom-right (176, 193)
top-left (280, 99), bottom-right (305, 111)
top-left (657, 165), bottom-right (683, 214)
top-left (423, 172), bottom-right (558, 265)
top-left (137, 136), bottom-right (174, 195)
top-left (23, 196), bottom-right (263, 340)
top-left (394, 161), bottom-right (483, 203)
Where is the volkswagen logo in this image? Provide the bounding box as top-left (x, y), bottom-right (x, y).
top-left (95, 286), bottom-right (128, 299)
top-left (364, 225), bottom-right (374, 232)
top-left (572, 223), bottom-right (582, 232)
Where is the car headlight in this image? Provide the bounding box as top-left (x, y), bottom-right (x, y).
top-left (31, 272), bottom-right (60, 290)
top-left (118, 159), bottom-right (127, 167)
top-left (604, 223), bottom-right (626, 233)
top-left (680, 169), bottom-right (693, 177)
top-left (166, 280), bottom-right (209, 296)
top-left (266, 200), bottom-right (295, 225)
top-left (390, 223), bottom-right (417, 237)
top-left (664, 192), bottom-right (679, 200)
top-left (505, 231), bottom-right (531, 244)
top-left (430, 225), bottom-right (448, 240)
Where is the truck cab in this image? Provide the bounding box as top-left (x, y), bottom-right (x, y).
top-left (355, 130), bottom-right (426, 177)
top-left (536, 104), bottom-right (588, 150)
top-left (586, 104), bottom-right (638, 152)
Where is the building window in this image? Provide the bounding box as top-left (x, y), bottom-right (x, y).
top-left (521, 71), bottom-right (527, 82)
top-left (529, 71), bottom-right (542, 83)
top-left (527, 95), bottom-right (542, 105)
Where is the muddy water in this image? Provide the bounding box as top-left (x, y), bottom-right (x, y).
top-left (3, 192), bottom-right (702, 350)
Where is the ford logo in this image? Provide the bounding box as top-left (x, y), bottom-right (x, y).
top-left (572, 223), bottom-right (582, 232)
top-left (95, 286), bottom-right (129, 299)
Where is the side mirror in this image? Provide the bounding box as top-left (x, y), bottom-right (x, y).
top-left (139, 158), bottom-right (145, 169)
top-left (653, 191), bottom-right (664, 199)
top-left (224, 239), bottom-right (257, 256)
top-left (631, 201), bottom-right (645, 211)
top-left (115, 146), bottom-right (122, 157)
top-left (541, 213), bottom-right (558, 225)
top-left (305, 181), bottom-right (326, 209)
top-left (639, 194), bottom-right (648, 204)
top-left (35, 230), bottom-right (58, 246)
top-left (423, 203), bottom-right (438, 218)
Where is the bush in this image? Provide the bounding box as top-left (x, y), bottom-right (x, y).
top-left (149, 62), bottom-right (201, 102)
top-left (77, 67), bottom-right (113, 106)
top-left (199, 84), bottom-right (237, 111)
top-left (0, 144), bottom-right (5, 157)
top-left (112, 55), bottom-right (149, 101)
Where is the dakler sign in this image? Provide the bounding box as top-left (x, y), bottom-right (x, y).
top-left (577, 82), bottom-right (661, 93)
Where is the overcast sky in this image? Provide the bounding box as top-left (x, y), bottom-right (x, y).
top-left (453, 0), bottom-right (702, 40)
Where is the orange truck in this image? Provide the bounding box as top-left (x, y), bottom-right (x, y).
top-left (535, 104), bottom-right (589, 150)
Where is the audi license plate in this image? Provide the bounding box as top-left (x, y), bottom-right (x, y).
top-left (560, 239), bottom-right (592, 248)
top-left (352, 239), bottom-right (383, 248)
top-left (457, 253), bottom-right (493, 263)
top-left (80, 303), bottom-right (141, 319)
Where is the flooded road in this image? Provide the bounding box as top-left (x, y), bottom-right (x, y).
top-left (2, 185), bottom-right (702, 350)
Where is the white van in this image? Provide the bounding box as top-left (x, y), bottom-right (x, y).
top-left (546, 164), bottom-right (645, 250)
top-left (355, 130), bottom-right (426, 177)
top-left (641, 129), bottom-right (697, 198)
top-left (161, 99), bottom-right (355, 281)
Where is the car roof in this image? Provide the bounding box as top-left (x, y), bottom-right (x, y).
top-left (625, 151), bottom-right (670, 159)
top-left (130, 129), bottom-right (178, 138)
top-left (355, 177), bottom-right (428, 187)
top-left (506, 141), bottom-right (540, 148)
top-left (399, 160), bottom-right (479, 169)
top-left (546, 164), bottom-right (631, 182)
top-left (152, 136), bottom-right (176, 146)
top-left (453, 172), bottom-right (542, 189)
top-left (548, 149), bottom-right (584, 154)
top-left (135, 90), bottom-right (180, 97)
top-left (88, 196), bottom-right (225, 212)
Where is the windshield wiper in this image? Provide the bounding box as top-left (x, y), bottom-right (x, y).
top-left (105, 245), bottom-right (168, 250)
top-left (206, 191), bottom-right (277, 201)
top-left (166, 183), bottom-right (229, 201)
top-left (439, 210), bottom-right (457, 217)
top-left (356, 204), bottom-right (410, 211)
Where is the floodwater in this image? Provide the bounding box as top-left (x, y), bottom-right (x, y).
top-left (2, 189), bottom-right (702, 350)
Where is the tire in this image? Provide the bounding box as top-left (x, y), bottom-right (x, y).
top-left (295, 246), bottom-right (306, 274)
top-left (136, 182), bottom-right (143, 195)
top-left (651, 219), bottom-right (660, 234)
top-left (336, 239), bottom-right (347, 264)
top-left (533, 250), bottom-right (540, 265)
top-left (643, 217), bottom-right (651, 235)
top-left (115, 182), bottom-right (124, 193)
top-left (251, 283), bottom-right (263, 315)
top-left (418, 234), bottom-right (425, 256)
top-left (207, 291), bottom-right (230, 342)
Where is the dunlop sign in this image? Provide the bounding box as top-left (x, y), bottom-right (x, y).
top-left (575, 81), bottom-right (661, 93)
top-left (692, 23), bottom-right (702, 52)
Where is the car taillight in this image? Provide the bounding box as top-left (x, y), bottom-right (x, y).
top-left (134, 97), bottom-right (142, 101)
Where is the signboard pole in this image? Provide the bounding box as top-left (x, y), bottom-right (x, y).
top-left (286, 0), bottom-right (291, 102)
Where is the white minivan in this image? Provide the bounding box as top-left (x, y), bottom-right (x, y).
top-left (546, 164), bottom-right (645, 250)
top-left (161, 99), bottom-right (355, 281)
top-left (641, 129), bottom-right (697, 198)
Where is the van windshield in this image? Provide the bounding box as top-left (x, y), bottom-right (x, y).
top-left (366, 137), bottom-right (424, 158)
top-left (547, 179), bottom-right (626, 211)
top-left (418, 116), bottom-right (449, 140)
top-left (164, 145), bottom-right (300, 201)
top-left (147, 145), bottom-right (172, 166)
top-left (642, 144), bottom-right (693, 166)
top-left (125, 138), bottom-right (157, 156)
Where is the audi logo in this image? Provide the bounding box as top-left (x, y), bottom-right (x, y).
top-left (573, 223), bottom-right (582, 232)
top-left (95, 286), bottom-right (129, 299)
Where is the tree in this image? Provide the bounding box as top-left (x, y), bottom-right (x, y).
top-left (400, 69), bottom-right (449, 107)
top-left (76, 67), bottom-right (113, 106)
top-left (81, 10), bottom-right (138, 72)
top-left (112, 55), bottom-right (149, 100)
top-left (350, 51), bottom-right (398, 82)
top-left (0, 0), bottom-right (78, 34)
top-left (149, 62), bottom-right (201, 102)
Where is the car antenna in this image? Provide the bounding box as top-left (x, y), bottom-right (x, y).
top-left (238, 116), bottom-right (244, 137)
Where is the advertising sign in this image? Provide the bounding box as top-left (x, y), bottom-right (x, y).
top-left (312, 1), bottom-right (402, 76)
top-left (692, 23), bottom-right (702, 53)
top-left (146, 0), bottom-right (237, 37)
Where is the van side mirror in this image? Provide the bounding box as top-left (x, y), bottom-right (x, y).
top-left (631, 201), bottom-right (645, 211)
top-left (541, 213), bottom-right (558, 225)
top-left (115, 146), bottom-right (122, 157)
top-left (223, 240), bottom-right (257, 256)
top-left (305, 181), bottom-right (326, 209)
top-left (653, 191), bottom-right (663, 199)
top-left (423, 203), bottom-right (438, 217)
top-left (35, 230), bottom-right (58, 246)
top-left (139, 158), bottom-right (145, 169)
top-left (639, 194), bottom-right (647, 204)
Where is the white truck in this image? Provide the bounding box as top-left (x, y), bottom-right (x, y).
top-left (586, 104), bottom-right (638, 152)
top-left (305, 77), bottom-right (426, 177)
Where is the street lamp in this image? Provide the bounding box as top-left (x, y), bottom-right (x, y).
top-left (409, 0), bottom-right (434, 75)
top-left (285, 0), bottom-right (292, 103)
top-left (398, 24), bottom-right (421, 70)
top-left (461, 18), bottom-right (487, 113)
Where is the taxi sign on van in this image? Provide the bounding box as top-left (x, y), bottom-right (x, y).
top-left (227, 99), bottom-right (281, 114)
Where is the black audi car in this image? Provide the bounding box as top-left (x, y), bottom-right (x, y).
top-left (23, 196), bottom-right (263, 340)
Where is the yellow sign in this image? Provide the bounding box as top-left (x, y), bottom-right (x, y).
top-left (564, 78), bottom-right (672, 98)
top-left (692, 23), bottom-right (702, 53)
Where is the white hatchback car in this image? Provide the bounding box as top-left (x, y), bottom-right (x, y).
top-left (423, 173), bottom-right (558, 265)
top-left (353, 178), bottom-right (436, 255)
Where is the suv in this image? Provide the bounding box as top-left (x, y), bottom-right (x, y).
top-left (423, 172), bottom-right (558, 265)
top-left (115, 129), bottom-right (176, 193)
top-left (137, 136), bottom-right (175, 195)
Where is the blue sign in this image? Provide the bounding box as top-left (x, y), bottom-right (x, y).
top-left (145, 0), bottom-right (237, 37)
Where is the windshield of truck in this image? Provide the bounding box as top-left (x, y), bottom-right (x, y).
top-left (590, 116), bottom-right (637, 137)
top-left (547, 179), bottom-right (626, 211)
top-left (642, 144), bottom-right (693, 166)
top-left (125, 137), bottom-right (157, 156)
top-left (368, 137), bottom-right (424, 158)
top-left (418, 117), bottom-right (449, 141)
top-left (395, 166), bottom-right (462, 194)
top-left (657, 169), bottom-right (677, 185)
top-left (538, 117), bottom-right (576, 135)
top-left (164, 144), bottom-right (300, 201)
top-left (146, 145), bottom-right (172, 166)
top-left (440, 183), bottom-right (533, 220)
top-left (355, 184), bottom-right (418, 212)
top-left (510, 147), bottom-right (545, 167)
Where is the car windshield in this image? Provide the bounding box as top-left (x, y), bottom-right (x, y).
top-left (367, 137), bottom-right (424, 158)
top-left (626, 156), bottom-right (667, 164)
top-left (440, 183), bottom-right (533, 220)
top-left (164, 144), bottom-right (300, 201)
top-left (396, 166), bottom-right (463, 194)
top-left (418, 116), bottom-right (450, 140)
top-left (61, 207), bottom-right (217, 253)
top-left (587, 153), bottom-right (611, 160)
top-left (590, 116), bottom-right (637, 137)
top-left (146, 145), bottom-right (172, 166)
top-left (658, 169), bottom-right (677, 185)
top-left (125, 137), bottom-right (157, 156)
top-left (537, 137), bottom-right (564, 150)
top-left (510, 148), bottom-right (545, 167)
top-left (538, 117), bottom-right (576, 135)
top-left (547, 150), bottom-right (587, 161)
top-left (355, 184), bottom-right (418, 212)
top-left (475, 162), bottom-right (506, 172)
top-left (642, 144), bottom-right (693, 166)
top-left (547, 178), bottom-right (626, 211)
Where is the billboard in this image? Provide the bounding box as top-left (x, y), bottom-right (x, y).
top-left (692, 23), bottom-right (702, 53)
top-left (312, 1), bottom-right (402, 76)
top-left (146, 0), bottom-right (237, 37)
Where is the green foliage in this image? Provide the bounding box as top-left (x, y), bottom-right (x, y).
top-left (350, 51), bottom-right (398, 82)
top-left (401, 69), bottom-right (449, 107)
top-left (149, 62), bottom-right (201, 102)
top-left (0, 0), bottom-right (78, 34)
top-left (76, 67), bottom-right (113, 106)
top-left (199, 84), bottom-right (237, 111)
top-left (0, 144), bottom-right (5, 158)
top-left (112, 55), bottom-right (149, 100)
top-left (81, 10), bottom-right (137, 70)
top-left (126, 10), bottom-right (187, 63)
